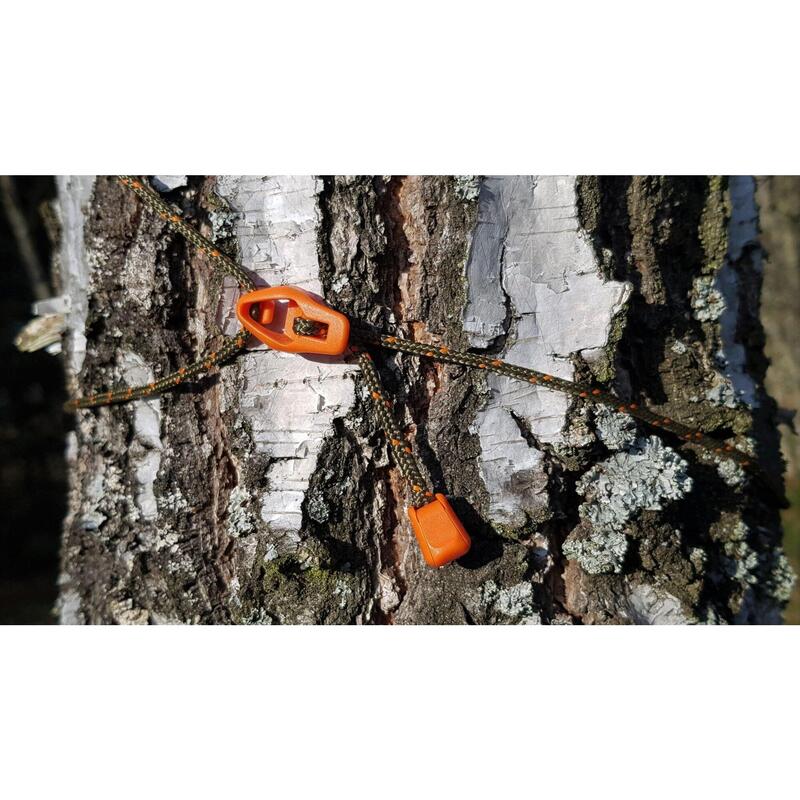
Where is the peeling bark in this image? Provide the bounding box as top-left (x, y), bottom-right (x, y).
top-left (58, 176), bottom-right (793, 625)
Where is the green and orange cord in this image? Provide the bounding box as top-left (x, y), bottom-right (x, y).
top-left (64, 176), bottom-right (253, 411)
top-left (367, 334), bottom-right (758, 472)
top-left (66, 330), bottom-right (248, 410)
top-left (357, 350), bottom-right (433, 508)
top-left (65, 176), bottom-right (787, 509)
top-left (117, 176), bottom-right (256, 292)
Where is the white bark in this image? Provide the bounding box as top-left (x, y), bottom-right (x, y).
top-left (214, 176), bottom-right (356, 535)
top-left (465, 176), bottom-right (630, 527)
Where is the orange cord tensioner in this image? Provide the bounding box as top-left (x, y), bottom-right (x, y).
top-left (235, 285), bottom-right (473, 568)
top-left (236, 286), bottom-right (350, 356)
top-left (408, 494), bottom-right (471, 568)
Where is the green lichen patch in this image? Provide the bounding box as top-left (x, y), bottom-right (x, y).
top-left (453, 175), bottom-right (481, 202)
top-left (764, 549), bottom-right (797, 605)
top-left (562, 522), bottom-right (628, 575)
top-left (476, 579), bottom-right (541, 624)
top-left (258, 548), bottom-right (365, 625)
top-left (593, 406), bottom-right (639, 451)
top-left (698, 511), bottom-right (796, 620)
top-left (708, 511), bottom-right (748, 544)
top-left (590, 302), bottom-right (631, 386)
top-left (575, 176), bottom-right (602, 242)
top-left (698, 176), bottom-right (730, 275)
top-left (577, 436), bottom-right (693, 532)
top-left (691, 274), bottom-right (726, 322)
top-left (562, 436), bottom-right (694, 577)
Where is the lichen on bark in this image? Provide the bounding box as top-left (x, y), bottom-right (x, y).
top-left (572, 176), bottom-right (791, 623)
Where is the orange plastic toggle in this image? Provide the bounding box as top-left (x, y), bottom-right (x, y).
top-left (236, 286), bottom-right (350, 355)
top-left (408, 493), bottom-right (471, 568)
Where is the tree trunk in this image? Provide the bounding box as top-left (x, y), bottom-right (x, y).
top-left (756, 176), bottom-right (800, 484)
top-left (56, 175), bottom-right (794, 624)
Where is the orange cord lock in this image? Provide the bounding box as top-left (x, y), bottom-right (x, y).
top-left (236, 286), bottom-right (350, 355)
top-left (408, 493), bottom-right (471, 568)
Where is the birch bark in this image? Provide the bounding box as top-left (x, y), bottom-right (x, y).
top-left (57, 176), bottom-right (793, 624)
